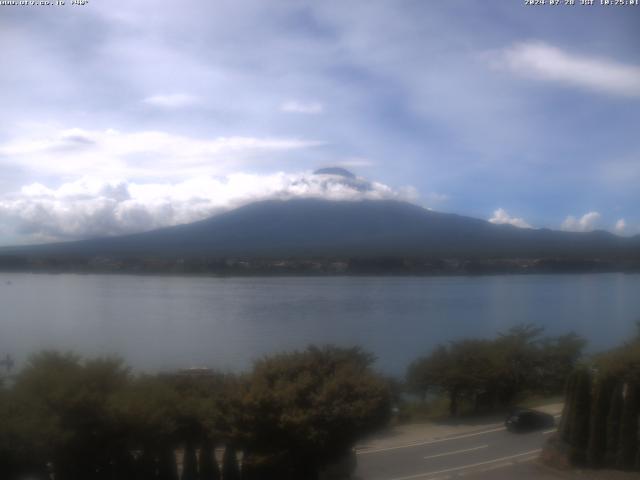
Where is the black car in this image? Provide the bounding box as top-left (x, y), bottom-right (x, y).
top-left (505, 408), bottom-right (555, 432)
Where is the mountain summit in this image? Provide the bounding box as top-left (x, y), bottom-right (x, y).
top-left (313, 167), bottom-right (357, 179)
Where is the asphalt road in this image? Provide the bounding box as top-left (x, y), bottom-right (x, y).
top-left (355, 423), bottom-right (557, 480)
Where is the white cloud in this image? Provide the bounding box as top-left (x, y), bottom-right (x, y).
top-left (561, 211), bottom-right (601, 232)
top-left (280, 100), bottom-right (324, 114)
top-left (143, 93), bottom-right (198, 108)
top-left (491, 42), bottom-right (640, 97)
top-left (0, 172), bottom-right (418, 242)
top-left (396, 186), bottom-right (419, 202)
top-left (0, 127), bottom-right (323, 179)
top-left (614, 218), bottom-right (626, 235)
top-left (489, 208), bottom-right (532, 229)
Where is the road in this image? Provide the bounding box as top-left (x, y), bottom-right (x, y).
top-left (355, 423), bottom-right (557, 480)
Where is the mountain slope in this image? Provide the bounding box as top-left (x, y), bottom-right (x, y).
top-left (2, 198), bottom-right (638, 259)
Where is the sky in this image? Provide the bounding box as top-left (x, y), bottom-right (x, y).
top-left (0, 0), bottom-right (639, 245)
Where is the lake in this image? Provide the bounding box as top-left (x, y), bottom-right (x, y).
top-left (1, 273), bottom-right (638, 376)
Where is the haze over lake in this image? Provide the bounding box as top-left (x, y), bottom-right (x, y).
top-left (1, 273), bottom-right (639, 375)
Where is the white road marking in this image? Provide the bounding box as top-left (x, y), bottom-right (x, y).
top-left (543, 428), bottom-right (557, 435)
top-left (518, 454), bottom-right (540, 462)
top-left (356, 426), bottom-right (505, 455)
top-left (423, 445), bottom-right (488, 460)
top-left (386, 449), bottom-right (542, 480)
top-left (456, 454), bottom-right (539, 477)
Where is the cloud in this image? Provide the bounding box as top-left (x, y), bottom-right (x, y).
top-left (0, 127), bottom-right (323, 179)
top-left (280, 100), bottom-right (324, 114)
top-left (143, 93), bottom-right (198, 108)
top-left (561, 211), bottom-right (601, 232)
top-left (614, 218), bottom-right (626, 235)
top-left (489, 208), bottom-right (532, 229)
top-left (490, 42), bottom-right (640, 97)
top-left (1, 2), bottom-right (638, 243)
top-left (0, 172), bottom-right (418, 242)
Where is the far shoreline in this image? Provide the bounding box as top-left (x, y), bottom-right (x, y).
top-left (1, 255), bottom-right (640, 278)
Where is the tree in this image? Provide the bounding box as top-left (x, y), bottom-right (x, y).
top-left (406, 340), bottom-right (499, 416)
top-left (605, 382), bottom-right (624, 467)
top-left (493, 324), bottom-right (545, 404)
top-left (198, 438), bottom-right (220, 480)
top-left (559, 372), bottom-right (577, 443)
top-left (9, 352), bottom-right (130, 480)
top-left (134, 448), bottom-right (157, 480)
top-left (236, 346), bottom-right (391, 479)
top-left (0, 346), bottom-right (393, 480)
top-left (406, 345), bottom-right (449, 402)
top-left (110, 374), bottom-right (181, 479)
top-left (617, 382), bottom-right (639, 470)
top-left (182, 441), bottom-right (198, 480)
top-left (595, 327), bottom-right (640, 382)
top-left (538, 333), bottom-right (586, 395)
top-left (221, 445), bottom-right (241, 480)
top-left (157, 447), bottom-right (179, 480)
top-left (445, 340), bottom-right (499, 414)
top-left (407, 326), bottom-right (585, 417)
top-left (586, 375), bottom-right (615, 468)
top-left (162, 371), bottom-right (233, 451)
top-left (568, 369), bottom-right (591, 465)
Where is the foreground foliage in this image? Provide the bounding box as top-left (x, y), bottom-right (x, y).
top-left (555, 324), bottom-right (640, 471)
top-left (0, 346), bottom-right (391, 480)
top-left (236, 346), bottom-right (390, 478)
top-left (406, 325), bottom-right (585, 415)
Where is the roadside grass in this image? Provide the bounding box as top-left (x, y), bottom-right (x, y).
top-left (517, 393), bottom-right (564, 409)
top-left (396, 392), bottom-right (564, 424)
top-left (395, 396), bottom-right (451, 423)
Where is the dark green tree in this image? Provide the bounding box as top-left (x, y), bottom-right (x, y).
top-left (110, 374), bottom-right (180, 479)
top-left (559, 372), bottom-right (578, 443)
top-left (493, 324), bottom-right (545, 404)
top-left (9, 352), bottom-right (130, 480)
top-left (182, 441), bottom-right (198, 480)
top-left (111, 450), bottom-right (137, 480)
top-left (586, 375), bottom-right (616, 468)
top-left (198, 439), bottom-right (219, 480)
top-left (568, 369), bottom-right (591, 465)
top-left (407, 326), bottom-right (585, 417)
top-left (617, 383), bottom-right (639, 470)
top-left (236, 346), bottom-right (390, 479)
top-left (448, 339), bottom-right (499, 414)
top-left (406, 347), bottom-right (446, 402)
top-left (605, 382), bottom-right (624, 467)
top-left (407, 340), bottom-right (498, 416)
top-left (133, 448), bottom-right (157, 480)
top-left (538, 333), bottom-right (586, 395)
top-left (157, 447), bottom-right (179, 480)
top-left (221, 445), bottom-right (241, 480)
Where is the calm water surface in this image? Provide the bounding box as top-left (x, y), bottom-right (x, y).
top-left (1, 273), bottom-right (639, 375)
